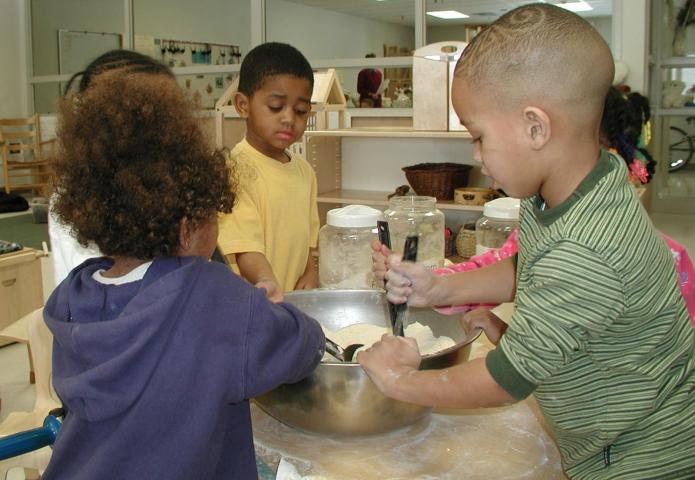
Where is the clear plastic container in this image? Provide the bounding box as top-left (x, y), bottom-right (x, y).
top-left (383, 196), bottom-right (445, 269)
top-left (475, 197), bottom-right (520, 256)
top-left (319, 205), bottom-right (382, 288)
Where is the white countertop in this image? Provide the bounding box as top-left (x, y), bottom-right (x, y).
top-left (252, 303), bottom-right (568, 479)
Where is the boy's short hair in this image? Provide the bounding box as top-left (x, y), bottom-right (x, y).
top-left (455, 3), bottom-right (613, 112)
top-left (237, 42), bottom-right (314, 97)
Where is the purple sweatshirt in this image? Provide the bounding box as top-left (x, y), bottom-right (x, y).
top-left (42, 256), bottom-right (324, 479)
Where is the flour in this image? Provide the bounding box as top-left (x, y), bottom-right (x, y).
top-left (322, 322), bottom-right (456, 362)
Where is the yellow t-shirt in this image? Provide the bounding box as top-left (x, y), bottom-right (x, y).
top-left (218, 138), bottom-right (319, 291)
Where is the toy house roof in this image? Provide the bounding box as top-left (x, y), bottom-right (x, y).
top-left (215, 68), bottom-right (346, 114)
top-left (311, 68), bottom-right (346, 111)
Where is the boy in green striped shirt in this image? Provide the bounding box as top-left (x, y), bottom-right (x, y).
top-left (361, 3), bottom-right (695, 479)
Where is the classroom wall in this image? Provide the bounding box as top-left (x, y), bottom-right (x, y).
top-left (29, 0), bottom-right (251, 112)
top-left (0, 0), bottom-right (29, 118)
top-left (613, 0), bottom-right (648, 93)
top-left (133, 0), bottom-right (251, 53)
top-left (426, 16), bottom-right (613, 48)
top-left (266, 0), bottom-right (415, 97)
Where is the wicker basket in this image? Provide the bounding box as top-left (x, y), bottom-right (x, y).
top-left (456, 223), bottom-right (477, 259)
top-left (402, 163), bottom-right (472, 200)
top-left (454, 187), bottom-right (499, 206)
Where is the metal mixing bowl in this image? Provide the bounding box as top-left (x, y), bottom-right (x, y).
top-left (254, 289), bottom-right (481, 436)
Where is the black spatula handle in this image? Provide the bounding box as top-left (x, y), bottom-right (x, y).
top-left (393, 235), bottom-right (419, 336)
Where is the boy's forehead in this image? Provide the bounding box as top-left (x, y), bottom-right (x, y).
top-left (257, 74), bottom-right (312, 98)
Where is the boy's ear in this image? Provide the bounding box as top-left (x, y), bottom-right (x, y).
top-left (522, 107), bottom-right (551, 149)
top-left (177, 217), bottom-right (192, 254)
top-left (234, 91), bottom-right (250, 118)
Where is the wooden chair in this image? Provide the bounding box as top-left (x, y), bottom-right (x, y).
top-left (0, 308), bottom-right (59, 478)
top-left (0, 115), bottom-right (54, 194)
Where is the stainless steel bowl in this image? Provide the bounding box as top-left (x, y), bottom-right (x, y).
top-left (254, 289), bottom-right (481, 436)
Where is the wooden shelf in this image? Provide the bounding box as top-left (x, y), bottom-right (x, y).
top-left (317, 189), bottom-right (484, 212)
top-left (346, 108), bottom-right (412, 118)
top-left (305, 127), bottom-right (471, 139)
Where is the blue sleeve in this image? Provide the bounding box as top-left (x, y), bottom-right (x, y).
top-left (241, 288), bottom-right (325, 398)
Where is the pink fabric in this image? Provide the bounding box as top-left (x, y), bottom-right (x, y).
top-left (662, 234), bottom-right (695, 326)
top-left (432, 230), bottom-right (518, 314)
top-left (433, 229), bottom-right (695, 326)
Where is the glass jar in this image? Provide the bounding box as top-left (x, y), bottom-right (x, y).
top-left (318, 205), bottom-right (381, 288)
top-left (383, 196), bottom-right (445, 269)
top-left (475, 197), bottom-right (520, 256)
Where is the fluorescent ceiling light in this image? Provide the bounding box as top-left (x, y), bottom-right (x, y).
top-left (556, 1), bottom-right (593, 12)
top-left (426, 10), bottom-right (469, 19)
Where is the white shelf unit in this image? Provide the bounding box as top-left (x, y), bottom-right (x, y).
top-left (303, 128), bottom-right (484, 214)
top-left (648, 1), bottom-right (695, 213)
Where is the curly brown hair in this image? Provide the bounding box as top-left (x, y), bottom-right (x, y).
top-left (52, 71), bottom-right (236, 259)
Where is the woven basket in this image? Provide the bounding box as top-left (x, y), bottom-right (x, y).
top-left (402, 163), bottom-right (472, 200)
top-left (454, 187), bottom-right (499, 206)
top-left (456, 223), bottom-right (477, 259)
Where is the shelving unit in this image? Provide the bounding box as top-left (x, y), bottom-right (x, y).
top-left (648, 1), bottom-right (695, 214)
top-left (316, 188), bottom-right (483, 212)
top-left (303, 128), bottom-right (483, 216)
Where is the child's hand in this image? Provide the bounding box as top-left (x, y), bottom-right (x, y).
top-left (384, 254), bottom-right (437, 307)
top-left (295, 253), bottom-right (319, 290)
top-left (371, 240), bottom-right (392, 287)
top-left (357, 334), bottom-right (421, 396)
top-left (462, 308), bottom-right (508, 345)
top-left (294, 268), bottom-right (318, 290)
top-left (256, 277), bottom-right (284, 303)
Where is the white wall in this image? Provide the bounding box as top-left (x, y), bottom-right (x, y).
top-left (266, 0), bottom-right (415, 96)
top-left (612, 0), bottom-right (648, 93)
top-left (29, 0), bottom-right (252, 112)
top-left (427, 16), bottom-right (612, 49)
top-left (0, 0), bottom-right (29, 118)
top-left (133, 0), bottom-right (251, 56)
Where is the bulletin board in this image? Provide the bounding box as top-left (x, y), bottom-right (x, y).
top-left (58, 29), bottom-right (122, 75)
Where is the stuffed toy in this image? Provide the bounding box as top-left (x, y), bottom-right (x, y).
top-left (662, 79), bottom-right (687, 108)
top-left (392, 86), bottom-right (412, 108)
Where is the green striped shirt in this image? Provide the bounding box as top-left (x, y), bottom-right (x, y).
top-left (487, 150), bottom-right (695, 479)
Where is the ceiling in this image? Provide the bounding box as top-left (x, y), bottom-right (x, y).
top-left (282, 1), bottom-right (613, 26)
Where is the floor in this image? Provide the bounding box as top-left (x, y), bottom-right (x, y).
top-left (0, 195), bottom-right (693, 472)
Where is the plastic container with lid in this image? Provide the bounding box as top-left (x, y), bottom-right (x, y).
top-left (383, 196), bottom-right (445, 269)
top-left (475, 197), bottom-right (520, 256)
top-left (318, 205), bottom-right (382, 289)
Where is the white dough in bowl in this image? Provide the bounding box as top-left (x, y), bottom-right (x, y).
top-left (322, 322), bottom-right (456, 362)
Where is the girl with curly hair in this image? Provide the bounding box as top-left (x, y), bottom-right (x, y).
top-left (42, 53), bottom-right (324, 480)
top-left (48, 49), bottom-right (177, 285)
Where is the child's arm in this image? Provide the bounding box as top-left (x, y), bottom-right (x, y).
top-left (294, 250), bottom-right (318, 290)
top-left (235, 251), bottom-right (284, 302)
top-left (358, 335), bottom-right (515, 408)
top-left (384, 255), bottom-right (516, 308)
top-left (463, 308), bottom-right (508, 345)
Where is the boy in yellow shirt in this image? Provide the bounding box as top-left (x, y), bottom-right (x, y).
top-left (218, 42), bottom-right (319, 302)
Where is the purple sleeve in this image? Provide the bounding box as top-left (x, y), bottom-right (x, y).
top-left (242, 288), bottom-right (325, 398)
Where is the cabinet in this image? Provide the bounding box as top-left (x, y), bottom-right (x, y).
top-left (0, 248), bottom-right (44, 346)
top-left (304, 127), bottom-right (484, 216)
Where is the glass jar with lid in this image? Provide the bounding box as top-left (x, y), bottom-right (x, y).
top-left (475, 197), bottom-right (520, 256)
top-left (383, 196), bottom-right (445, 269)
top-left (318, 204), bottom-right (381, 289)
